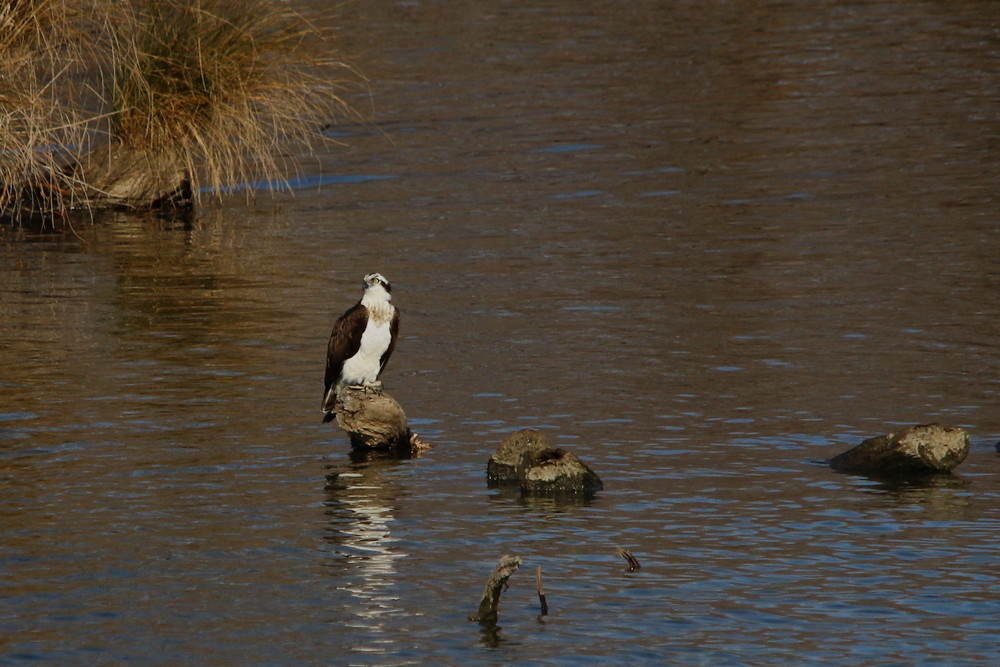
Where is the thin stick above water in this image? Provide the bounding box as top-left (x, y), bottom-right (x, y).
top-left (616, 546), bottom-right (641, 572)
top-left (536, 565), bottom-right (549, 617)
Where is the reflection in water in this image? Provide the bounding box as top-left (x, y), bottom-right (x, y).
top-left (487, 484), bottom-right (595, 514)
top-left (853, 473), bottom-right (974, 519)
top-left (477, 622), bottom-right (509, 650)
top-left (323, 455), bottom-right (409, 654)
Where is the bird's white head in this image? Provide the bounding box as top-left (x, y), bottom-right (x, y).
top-left (362, 272), bottom-right (392, 302)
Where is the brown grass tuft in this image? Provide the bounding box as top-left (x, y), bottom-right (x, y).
top-left (1, 0), bottom-right (363, 224)
top-left (107, 0), bottom-right (362, 200)
top-left (0, 0), bottom-right (95, 223)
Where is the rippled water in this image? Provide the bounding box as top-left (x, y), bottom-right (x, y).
top-left (3, 0), bottom-right (1000, 664)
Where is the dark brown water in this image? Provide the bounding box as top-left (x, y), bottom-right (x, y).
top-left (3, 0), bottom-right (1000, 663)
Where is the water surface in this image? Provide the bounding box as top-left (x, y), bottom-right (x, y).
top-left (2, 0), bottom-right (999, 664)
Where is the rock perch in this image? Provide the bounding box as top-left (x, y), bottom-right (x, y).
top-left (333, 389), bottom-right (426, 455)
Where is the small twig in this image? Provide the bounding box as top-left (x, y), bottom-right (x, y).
top-left (536, 565), bottom-right (548, 617)
top-left (616, 546), bottom-right (641, 572)
top-left (470, 554), bottom-right (522, 625)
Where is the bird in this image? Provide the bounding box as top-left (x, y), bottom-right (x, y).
top-left (322, 273), bottom-right (400, 423)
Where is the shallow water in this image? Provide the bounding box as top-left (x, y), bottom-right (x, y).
top-left (3, 0), bottom-right (1000, 664)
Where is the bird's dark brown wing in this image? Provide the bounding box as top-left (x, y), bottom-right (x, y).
top-left (376, 308), bottom-right (401, 380)
top-left (324, 303), bottom-right (367, 405)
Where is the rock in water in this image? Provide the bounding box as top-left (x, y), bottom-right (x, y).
top-left (334, 390), bottom-right (412, 453)
top-left (487, 429), bottom-right (548, 484)
top-left (487, 429), bottom-right (603, 494)
top-left (830, 423), bottom-right (969, 476)
top-left (519, 447), bottom-right (604, 494)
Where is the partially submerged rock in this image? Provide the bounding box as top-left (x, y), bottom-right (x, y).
top-left (830, 423), bottom-right (969, 476)
top-left (487, 429), bottom-right (547, 484)
top-left (333, 390), bottom-right (429, 456)
top-left (487, 429), bottom-right (603, 495)
top-left (519, 447), bottom-right (604, 494)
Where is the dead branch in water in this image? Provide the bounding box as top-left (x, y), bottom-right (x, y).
top-left (535, 565), bottom-right (548, 617)
top-left (616, 546), bottom-right (641, 572)
top-left (470, 554), bottom-right (522, 626)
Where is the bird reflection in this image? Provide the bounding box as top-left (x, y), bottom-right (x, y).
top-left (323, 452), bottom-right (409, 645)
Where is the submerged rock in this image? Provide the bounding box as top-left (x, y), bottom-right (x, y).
top-left (830, 423), bottom-right (969, 476)
top-left (487, 429), bottom-right (603, 494)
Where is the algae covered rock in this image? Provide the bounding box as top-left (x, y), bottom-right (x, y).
top-left (518, 446), bottom-right (604, 494)
top-left (830, 423), bottom-right (969, 476)
top-left (487, 429), bottom-right (603, 495)
top-left (487, 429), bottom-right (548, 484)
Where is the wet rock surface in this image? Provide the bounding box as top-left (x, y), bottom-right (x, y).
top-left (488, 429), bottom-right (603, 495)
top-left (830, 423), bottom-right (970, 476)
top-left (333, 390), bottom-right (413, 454)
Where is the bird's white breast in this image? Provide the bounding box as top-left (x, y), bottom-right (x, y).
top-left (340, 316), bottom-right (392, 385)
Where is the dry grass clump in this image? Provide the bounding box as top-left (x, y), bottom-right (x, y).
top-left (0, 0), bottom-right (93, 222)
top-left (105, 0), bottom-right (361, 200)
top-left (1, 0), bottom-right (362, 224)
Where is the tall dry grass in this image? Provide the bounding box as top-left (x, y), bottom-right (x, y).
top-left (1, 0), bottom-right (362, 224)
top-left (107, 0), bottom-right (361, 199)
top-left (0, 0), bottom-right (95, 222)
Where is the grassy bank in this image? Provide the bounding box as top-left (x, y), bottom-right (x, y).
top-left (1, 0), bottom-right (361, 226)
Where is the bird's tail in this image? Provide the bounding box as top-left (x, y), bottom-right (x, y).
top-left (321, 385), bottom-right (338, 423)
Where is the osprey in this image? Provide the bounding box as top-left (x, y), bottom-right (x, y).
top-left (322, 273), bottom-right (400, 423)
